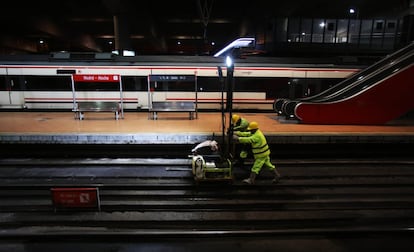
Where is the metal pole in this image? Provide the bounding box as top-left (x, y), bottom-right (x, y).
top-left (226, 60), bottom-right (234, 158)
top-left (195, 72), bottom-right (198, 119)
top-left (119, 75), bottom-right (124, 119)
top-left (217, 66), bottom-right (225, 148)
top-left (71, 75), bottom-right (76, 110)
top-left (147, 75), bottom-right (151, 119)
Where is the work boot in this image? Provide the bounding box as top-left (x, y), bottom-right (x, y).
top-left (272, 169), bottom-right (281, 184)
top-left (243, 172), bottom-right (256, 185)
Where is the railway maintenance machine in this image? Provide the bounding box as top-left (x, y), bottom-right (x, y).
top-left (191, 147), bottom-right (233, 182)
top-left (190, 60), bottom-right (236, 183)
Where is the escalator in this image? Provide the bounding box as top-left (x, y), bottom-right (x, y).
top-left (275, 41), bottom-right (414, 119)
top-left (294, 51), bottom-right (414, 124)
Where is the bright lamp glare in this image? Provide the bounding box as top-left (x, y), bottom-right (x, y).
top-left (214, 37), bottom-right (255, 57)
top-left (226, 56), bottom-right (233, 67)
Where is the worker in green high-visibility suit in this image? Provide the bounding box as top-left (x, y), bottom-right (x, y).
top-left (230, 114), bottom-right (250, 161)
top-left (234, 121), bottom-right (281, 185)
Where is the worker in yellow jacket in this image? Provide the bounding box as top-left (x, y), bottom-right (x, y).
top-left (231, 114), bottom-right (249, 132)
top-left (234, 121), bottom-right (281, 185)
top-left (230, 114), bottom-right (250, 161)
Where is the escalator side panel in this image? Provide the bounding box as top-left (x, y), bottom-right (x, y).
top-left (295, 65), bottom-right (414, 125)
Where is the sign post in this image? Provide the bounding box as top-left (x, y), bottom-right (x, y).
top-left (71, 74), bottom-right (124, 118)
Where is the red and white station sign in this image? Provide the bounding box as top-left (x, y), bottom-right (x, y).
top-left (73, 74), bottom-right (120, 82)
top-left (51, 187), bottom-right (100, 210)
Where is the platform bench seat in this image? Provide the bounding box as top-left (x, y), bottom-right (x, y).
top-left (73, 101), bottom-right (121, 120)
top-left (149, 101), bottom-right (195, 120)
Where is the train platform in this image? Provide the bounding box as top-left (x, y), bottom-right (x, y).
top-left (1, 111), bottom-right (414, 145)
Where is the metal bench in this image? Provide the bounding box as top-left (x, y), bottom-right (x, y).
top-left (149, 101), bottom-right (196, 120)
top-left (73, 101), bottom-right (121, 120)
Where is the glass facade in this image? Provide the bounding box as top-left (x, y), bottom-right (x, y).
top-left (271, 16), bottom-right (403, 52)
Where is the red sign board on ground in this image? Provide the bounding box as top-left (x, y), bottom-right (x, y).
top-left (51, 187), bottom-right (100, 210)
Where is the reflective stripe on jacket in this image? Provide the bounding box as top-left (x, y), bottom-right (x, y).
top-left (237, 129), bottom-right (270, 158)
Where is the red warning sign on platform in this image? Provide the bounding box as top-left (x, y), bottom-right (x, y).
top-left (73, 74), bottom-right (120, 82)
top-left (51, 187), bottom-right (100, 210)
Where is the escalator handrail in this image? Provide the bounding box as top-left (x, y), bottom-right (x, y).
top-left (283, 43), bottom-right (414, 117)
top-left (298, 54), bottom-right (413, 105)
top-left (311, 50), bottom-right (414, 102)
top-left (297, 41), bottom-right (414, 102)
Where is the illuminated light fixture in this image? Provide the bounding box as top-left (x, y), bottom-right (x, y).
top-left (213, 37), bottom-right (255, 57)
top-left (349, 8), bottom-right (356, 14)
top-left (226, 55), bottom-right (233, 68)
top-left (123, 50), bottom-right (135, 56)
top-left (111, 50), bottom-right (136, 56)
top-left (319, 22), bottom-right (325, 28)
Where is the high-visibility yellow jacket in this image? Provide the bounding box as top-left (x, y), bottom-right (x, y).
top-left (233, 118), bottom-right (249, 132)
top-left (236, 129), bottom-right (270, 158)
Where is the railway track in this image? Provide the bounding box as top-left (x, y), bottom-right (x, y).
top-left (1, 157), bottom-right (414, 251)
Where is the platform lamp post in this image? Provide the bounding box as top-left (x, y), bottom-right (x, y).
top-left (214, 37), bottom-right (255, 159)
top-left (217, 65), bottom-right (226, 149)
top-left (225, 55), bottom-right (235, 158)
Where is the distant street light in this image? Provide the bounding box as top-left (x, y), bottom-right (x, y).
top-left (349, 8), bottom-right (359, 19)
